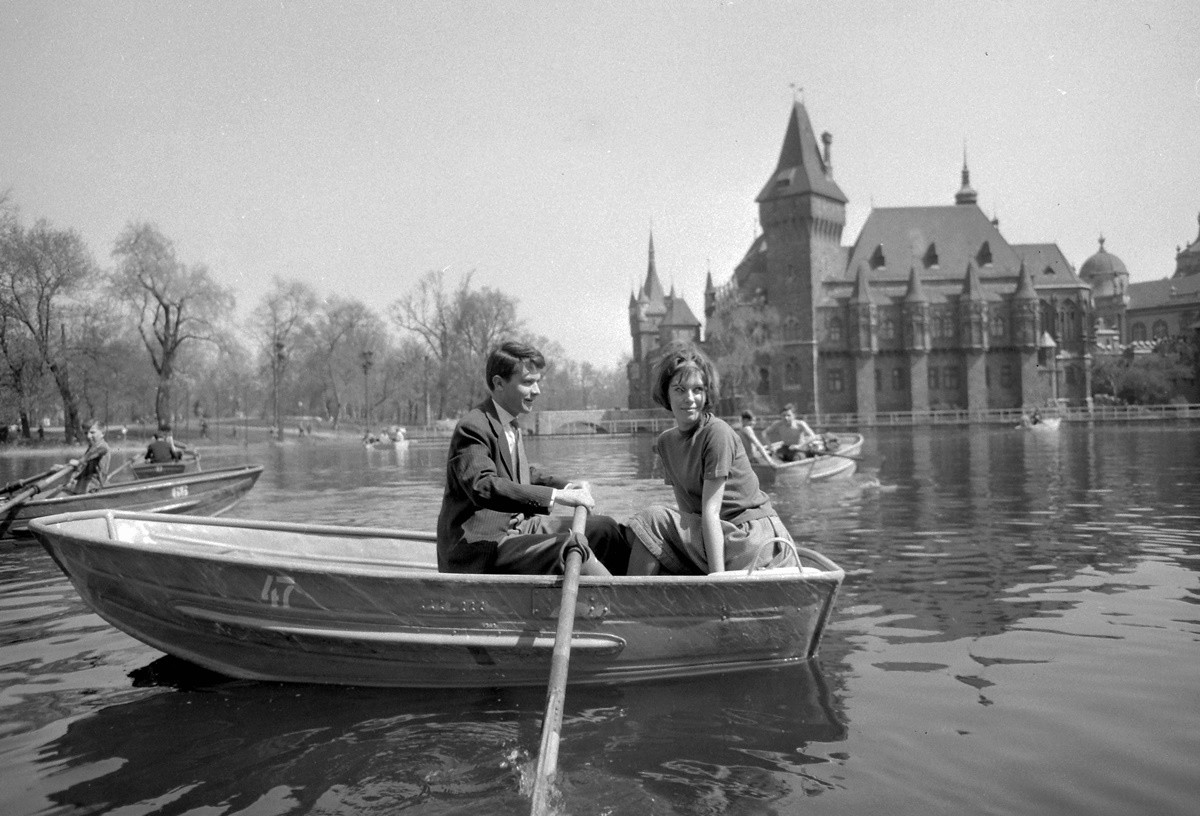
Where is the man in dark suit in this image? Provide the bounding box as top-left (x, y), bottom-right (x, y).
top-left (436, 341), bottom-right (630, 575)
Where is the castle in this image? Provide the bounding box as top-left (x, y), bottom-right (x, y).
top-left (629, 99), bottom-right (1096, 416)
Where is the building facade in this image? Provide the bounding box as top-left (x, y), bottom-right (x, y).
top-left (1080, 215), bottom-right (1200, 346)
top-left (629, 100), bottom-right (1094, 416)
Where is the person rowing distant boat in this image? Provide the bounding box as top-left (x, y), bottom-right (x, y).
top-left (145, 425), bottom-right (186, 463)
top-left (736, 410), bottom-right (776, 464)
top-left (66, 419), bottom-right (110, 494)
top-left (764, 403), bottom-right (823, 461)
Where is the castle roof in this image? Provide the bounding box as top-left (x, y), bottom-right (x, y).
top-left (845, 204), bottom-right (1019, 287)
top-left (663, 293), bottom-right (701, 327)
top-left (756, 101), bottom-right (847, 205)
top-left (1011, 243), bottom-right (1080, 289)
top-left (1126, 273), bottom-right (1200, 312)
top-left (1079, 236), bottom-right (1129, 281)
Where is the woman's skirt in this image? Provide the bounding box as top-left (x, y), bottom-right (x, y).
top-left (626, 505), bottom-right (798, 575)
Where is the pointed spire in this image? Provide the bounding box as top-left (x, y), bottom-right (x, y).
top-left (850, 264), bottom-right (874, 304)
top-left (641, 230), bottom-right (665, 303)
top-left (955, 142), bottom-right (978, 206)
top-left (756, 100), bottom-right (847, 204)
top-left (962, 261), bottom-right (986, 300)
top-left (1014, 260), bottom-right (1037, 300)
top-left (904, 265), bottom-right (926, 303)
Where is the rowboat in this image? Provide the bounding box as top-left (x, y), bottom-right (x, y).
top-left (30, 510), bottom-right (845, 688)
top-left (131, 452), bottom-right (202, 479)
top-left (751, 433), bottom-right (865, 487)
top-left (1018, 416), bottom-right (1062, 431)
top-left (2, 465), bottom-right (263, 541)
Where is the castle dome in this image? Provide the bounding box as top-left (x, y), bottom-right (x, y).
top-left (1079, 236), bottom-right (1128, 297)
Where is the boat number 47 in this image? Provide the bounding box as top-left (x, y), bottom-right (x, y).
top-left (261, 575), bottom-right (297, 607)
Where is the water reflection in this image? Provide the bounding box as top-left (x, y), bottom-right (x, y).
top-left (4, 425), bottom-right (1200, 815)
top-left (43, 656), bottom-right (845, 815)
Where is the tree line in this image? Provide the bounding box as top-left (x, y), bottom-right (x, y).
top-left (0, 193), bottom-right (628, 444)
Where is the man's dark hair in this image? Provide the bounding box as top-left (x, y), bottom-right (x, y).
top-left (485, 341), bottom-right (546, 390)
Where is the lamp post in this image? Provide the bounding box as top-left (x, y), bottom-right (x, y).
top-left (361, 349), bottom-right (374, 434)
top-left (272, 340), bottom-right (285, 437)
top-left (422, 354), bottom-right (430, 428)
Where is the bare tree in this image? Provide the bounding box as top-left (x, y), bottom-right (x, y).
top-left (308, 296), bottom-right (387, 429)
top-left (389, 269), bottom-right (524, 418)
top-left (0, 218), bottom-right (97, 442)
top-left (110, 222), bottom-right (235, 430)
top-left (252, 278), bottom-right (317, 433)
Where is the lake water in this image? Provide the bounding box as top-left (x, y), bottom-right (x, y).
top-left (1, 423), bottom-right (1197, 815)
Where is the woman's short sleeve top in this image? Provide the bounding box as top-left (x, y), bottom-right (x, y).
top-left (656, 414), bottom-right (770, 520)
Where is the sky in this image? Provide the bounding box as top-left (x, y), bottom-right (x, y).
top-left (2, 1), bottom-right (1197, 369)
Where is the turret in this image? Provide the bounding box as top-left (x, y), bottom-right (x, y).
top-left (1012, 261), bottom-right (1040, 349)
top-left (849, 264), bottom-right (878, 354)
top-left (959, 262), bottom-right (989, 350)
top-left (902, 265), bottom-right (930, 352)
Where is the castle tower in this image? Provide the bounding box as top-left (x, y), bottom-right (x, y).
top-left (754, 101), bottom-right (847, 414)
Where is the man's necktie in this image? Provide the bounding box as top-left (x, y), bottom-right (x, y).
top-left (514, 422), bottom-right (529, 485)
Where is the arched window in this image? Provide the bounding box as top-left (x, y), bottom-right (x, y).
top-left (1131, 322), bottom-right (1147, 342)
top-left (1152, 320), bottom-right (1169, 339)
top-left (880, 316), bottom-right (897, 340)
top-left (783, 316), bottom-right (801, 342)
top-left (828, 367), bottom-right (845, 393)
top-left (990, 314), bottom-right (1007, 340)
top-left (1063, 302), bottom-right (1079, 341)
top-left (827, 316), bottom-right (844, 343)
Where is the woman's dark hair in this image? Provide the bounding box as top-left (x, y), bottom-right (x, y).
top-left (649, 343), bottom-right (719, 414)
top-left (740, 410), bottom-right (755, 422)
top-left (485, 341), bottom-right (546, 389)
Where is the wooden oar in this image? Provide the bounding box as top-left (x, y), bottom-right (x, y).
top-left (107, 455), bottom-right (139, 481)
top-left (529, 501), bottom-right (590, 816)
top-left (2, 465), bottom-right (63, 495)
top-left (0, 464), bottom-right (75, 516)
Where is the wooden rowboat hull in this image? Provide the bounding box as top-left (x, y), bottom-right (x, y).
top-left (2, 465), bottom-right (263, 541)
top-left (752, 433), bottom-right (865, 487)
top-left (30, 510), bottom-right (844, 688)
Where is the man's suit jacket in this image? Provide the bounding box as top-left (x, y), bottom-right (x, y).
top-left (437, 400), bottom-right (566, 572)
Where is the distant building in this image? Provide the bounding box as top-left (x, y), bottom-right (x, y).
top-left (626, 232), bottom-right (702, 409)
top-left (627, 100), bottom-right (1093, 415)
top-left (1080, 216), bottom-right (1200, 400)
top-left (1081, 215), bottom-right (1200, 347)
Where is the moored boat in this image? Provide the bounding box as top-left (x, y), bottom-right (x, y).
top-left (1018, 416), bottom-right (1062, 431)
top-left (30, 510), bottom-right (845, 688)
top-left (2, 465), bottom-right (263, 541)
top-left (131, 452), bottom-right (202, 479)
top-left (751, 433), bottom-right (864, 487)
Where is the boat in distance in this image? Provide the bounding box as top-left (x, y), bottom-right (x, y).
top-left (1018, 416), bottom-right (1063, 431)
top-left (131, 452), bottom-right (202, 479)
top-left (2, 465), bottom-right (263, 541)
top-left (751, 433), bottom-right (865, 487)
top-left (30, 510), bottom-right (845, 688)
